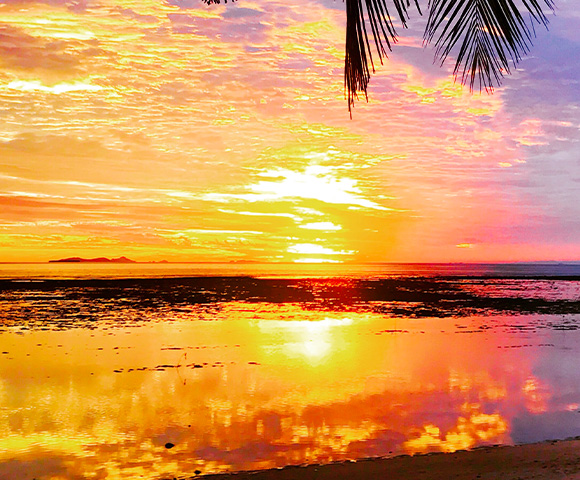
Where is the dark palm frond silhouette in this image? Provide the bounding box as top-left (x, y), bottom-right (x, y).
top-left (202, 0), bottom-right (555, 113)
top-left (347, 0), bottom-right (554, 113)
top-left (344, 0), bottom-right (421, 109)
top-left (426, 0), bottom-right (555, 90)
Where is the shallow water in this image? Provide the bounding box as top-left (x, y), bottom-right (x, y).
top-left (1, 277), bottom-right (580, 479)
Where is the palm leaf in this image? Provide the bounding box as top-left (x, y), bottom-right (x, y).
top-left (346, 0), bottom-right (554, 111)
top-left (345, 0), bottom-right (421, 114)
top-left (424, 0), bottom-right (554, 91)
top-left (201, 0), bottom-right (554, 111)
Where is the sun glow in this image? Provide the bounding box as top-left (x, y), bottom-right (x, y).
top-left (5, 80), bottom-right (103, 94)
top-left (293, 258), bottom-right (341, 263)
top-left (288, 243), bottom-right (354, 256)
top-left (251, 166), bottom-right (388, 210)
top-left (205, 165), bottom-right (388, 211)
top-left (299, 222), bottom-right (342, 231)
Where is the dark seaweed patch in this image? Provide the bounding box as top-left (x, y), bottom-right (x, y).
top-left (1, 277), bottom-right (579, 330)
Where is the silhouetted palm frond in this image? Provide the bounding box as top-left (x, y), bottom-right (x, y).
top-left (425, 0), bottom-right (554, 91)
top-left (201, 0), bottom-right (555, 113)
top-left (345, 0), bottom-right (421, 113)
top-left (346, 0), bottom-right (554, 112)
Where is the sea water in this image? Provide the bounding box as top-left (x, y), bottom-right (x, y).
top-left (0, 265), bottom-right (580, 479)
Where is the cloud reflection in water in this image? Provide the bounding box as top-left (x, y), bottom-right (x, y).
top-left (1, 297), bottom-right (580, 478)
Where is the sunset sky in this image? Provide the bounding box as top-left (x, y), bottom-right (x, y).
top-left (0, 0), bottom-right (579, 263)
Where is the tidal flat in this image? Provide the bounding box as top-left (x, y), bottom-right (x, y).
top-left (1, 276), bottom-right (580, 479)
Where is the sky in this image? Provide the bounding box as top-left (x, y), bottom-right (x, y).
top-left (0, 0), bottom-right (579, 263)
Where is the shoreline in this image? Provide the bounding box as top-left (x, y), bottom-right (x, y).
top-left (196, 438), bottom-right (580, 480)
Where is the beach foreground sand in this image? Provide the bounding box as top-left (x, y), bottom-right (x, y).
top-left (198, 439), bottom-right (580, 480)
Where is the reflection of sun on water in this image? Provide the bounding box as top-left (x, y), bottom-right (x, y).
top-left (259, 317), bottom-right (353, 365)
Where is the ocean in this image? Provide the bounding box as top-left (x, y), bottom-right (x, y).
top-left (1, 263), bottom-right (580, 479)
top-left (2, 261), bottom-right (580, 280)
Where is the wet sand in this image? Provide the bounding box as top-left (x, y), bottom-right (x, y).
top-left (200, 439), bottom-right (580, 480)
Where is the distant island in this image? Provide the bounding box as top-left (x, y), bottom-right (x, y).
top-left (49, 256), bottom-right (137, 263)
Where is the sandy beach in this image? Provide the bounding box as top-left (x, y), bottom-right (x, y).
top-left (200, 439), bottom-right (580, 480)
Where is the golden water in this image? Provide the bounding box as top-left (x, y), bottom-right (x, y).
top-left (1, 298), bottom-right (579, 479)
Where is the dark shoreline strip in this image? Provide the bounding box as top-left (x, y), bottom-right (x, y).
top-left (2, 277), bottom-right (580, 318)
